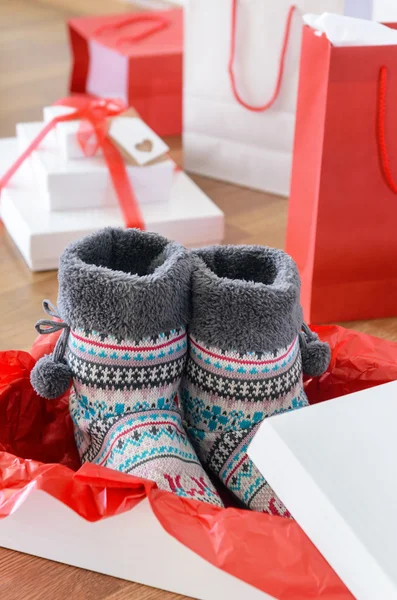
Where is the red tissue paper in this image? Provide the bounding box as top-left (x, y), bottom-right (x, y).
top-left (1, 325), bottom-right (396, 599)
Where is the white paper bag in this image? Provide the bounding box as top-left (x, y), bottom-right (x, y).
top-left (372, 0), bottom-right (397, 21)
top-left (183, 0), bottom-right (372, 196)
top-left (346, 0), bottom-right (397, 21)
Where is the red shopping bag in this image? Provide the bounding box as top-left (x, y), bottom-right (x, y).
top-left (287, 23), bottom-right (397, 323)
top-left (68, 9), bottom-right (183, 136)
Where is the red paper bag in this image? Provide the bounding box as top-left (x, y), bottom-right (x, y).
top-left (68, 9), bottom-right (183, 136)
top-left (287, 24), bottom-right (397, 323)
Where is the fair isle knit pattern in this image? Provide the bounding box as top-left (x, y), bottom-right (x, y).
top-left (182, 334), bottom-right (308, 514)
top-left (67, 326), bottom-right (223, 507)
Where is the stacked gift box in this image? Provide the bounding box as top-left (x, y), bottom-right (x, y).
top-left (0, 101), bottom-right (224, 271)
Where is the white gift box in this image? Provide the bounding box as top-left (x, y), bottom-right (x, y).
top-left (0, 138), bottom-right (224, 271)
top-left (16, 122), bottom-right (174, 211)
top-left (42, 105), bottom-right (85, 160)
top-left (248, 381), bottom-right (397, 600)
top-left (0, 491), bottom-right (272, 600)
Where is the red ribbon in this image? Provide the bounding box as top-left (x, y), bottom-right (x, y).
top-left (0, 95), bottom-right (145, 230)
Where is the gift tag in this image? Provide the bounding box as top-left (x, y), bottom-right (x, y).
top-left (109, 117), bottom-right (169, 166)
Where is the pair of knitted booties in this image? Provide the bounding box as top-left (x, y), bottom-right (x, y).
top-left (31, 228), bottom-right (330, 514)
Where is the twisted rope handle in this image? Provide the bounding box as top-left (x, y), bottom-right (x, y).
top-left (94, 14), bottom-right (170, 46)
top-left (378, 66), bottom-right (397, 194)
top-left (228, 2), bottom-right (297, 112)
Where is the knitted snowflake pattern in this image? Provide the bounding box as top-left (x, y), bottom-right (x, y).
top-left (182, 334), bottom-right (308, 513)
top-left (67, 326), bottom-right (223, 507)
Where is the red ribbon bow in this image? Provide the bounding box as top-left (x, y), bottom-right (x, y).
top-left (0, 95), bottom-right (144, 230)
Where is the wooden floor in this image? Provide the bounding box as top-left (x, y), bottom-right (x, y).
top-left (1, 1), bottom-right (397, 599)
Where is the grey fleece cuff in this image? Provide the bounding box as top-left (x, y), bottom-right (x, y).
top-left (57, 228), bottom-right (192, 340)
top-left (189, 245), bottom-right (303, 353)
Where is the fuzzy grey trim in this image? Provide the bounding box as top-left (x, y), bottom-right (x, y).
top-left (189, 245), bottom-right (303, 353)
top-left (57, 228), bottom-right (192, 339)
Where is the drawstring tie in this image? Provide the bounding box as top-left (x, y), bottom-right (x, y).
top-left (299, 323), bottom-right (331, 377)
top-left (30, 300), bottom-right (73, 400)
top-left (35, 300), bottom-right (71, 362)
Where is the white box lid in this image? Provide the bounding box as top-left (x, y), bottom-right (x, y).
top-left (248, 380), bottom-right (397, 600)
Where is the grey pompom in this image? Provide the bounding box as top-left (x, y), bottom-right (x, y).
top-left (30, 355), bottom-right (72, 399)
top-left (301, 339), bottom-right (331, 378)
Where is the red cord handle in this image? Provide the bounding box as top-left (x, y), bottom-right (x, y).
top-left (94, 14), bottom-right (169, 46)
top-left (378, 66), bottom-right (397, 194)
top-left (228, 2), bottom-right (297, 112)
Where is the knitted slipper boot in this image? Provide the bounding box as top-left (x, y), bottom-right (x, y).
top-left (182, 245), bottom-right (330, 514)
top-left (31, 228), bottom-right (223, 508)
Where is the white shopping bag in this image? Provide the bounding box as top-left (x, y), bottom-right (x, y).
top-left (372, 0), bottom-right (397, 21)
top-left (346, 0), bottom-right (397, 21)
top-left (184, 0), bottom-right (372, 196)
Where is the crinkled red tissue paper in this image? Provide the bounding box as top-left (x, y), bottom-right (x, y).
top-left (2, 325), bottom-right (397, 599)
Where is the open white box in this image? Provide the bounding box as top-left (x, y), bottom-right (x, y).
top-left (249, 380), bottom-right (397, 600)
top-left (0, 491), bottom-right (272, 600)
top-left (17, 122), bottom-right (174, 211)
top-left (0, 137), bottom-right (224, 271)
